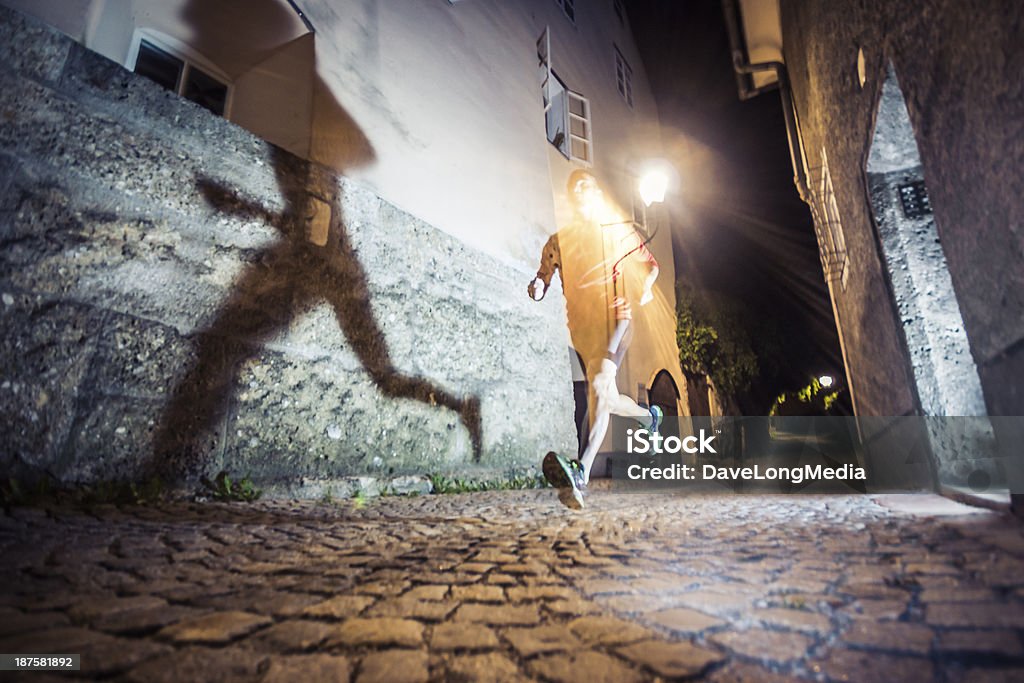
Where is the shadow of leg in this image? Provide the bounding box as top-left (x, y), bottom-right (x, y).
top-left (310, 233), bottom-right (485, 463)
top-left (156, 140), bottom-right (484, 481)
top-left (151, 250), bottom-right (300, 483)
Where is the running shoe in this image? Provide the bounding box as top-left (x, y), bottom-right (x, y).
top-left (542, 451), bottom-right (586, 510)
top-left (649, 405), bottom-right (664, 435)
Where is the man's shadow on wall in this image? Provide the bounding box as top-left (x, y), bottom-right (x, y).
top-left (151, 75), bottom-right (482, 483)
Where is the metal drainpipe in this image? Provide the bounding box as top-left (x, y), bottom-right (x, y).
top-left (721, 0), bottom-right (810, 205)
top-left (285, 0), bottom-right (316, 34)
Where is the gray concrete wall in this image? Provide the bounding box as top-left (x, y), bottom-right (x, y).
top-left (780, 0), bottom-right (1024, 421)
top-left (0, 6), bottom-right (577, 494)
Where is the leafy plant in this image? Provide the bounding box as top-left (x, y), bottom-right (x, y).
top-left (675, 284), bottom-right (760, 403)
top-left (769, 377), bottom-right (844, 417)
top-left (318, 487), bottom-right (344, 508)
top-left (427, 472), bottom-right (548, 494)
top-left (201, 471), bottom-right (262, 502)
top-left (127, 477), bottom-right (166, 504)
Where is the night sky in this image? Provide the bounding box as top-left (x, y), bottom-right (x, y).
top-left (627, 0), bottom-right (845, 412)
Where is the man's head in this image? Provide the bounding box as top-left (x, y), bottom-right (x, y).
top-left (567, 170), bottom-right (601, 220)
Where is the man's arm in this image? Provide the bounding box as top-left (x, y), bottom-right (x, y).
top-left (636, 238), bottom-right (659, 306)
top-left (528, 233), bottom-right (562, 301)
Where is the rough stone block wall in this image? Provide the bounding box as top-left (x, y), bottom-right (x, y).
top-left (0, 6), bottom-right (576, 494)
top-left (780, 0), bottom-right (1024, 493)
top-left (779, 0), bottom-right (1024, 421)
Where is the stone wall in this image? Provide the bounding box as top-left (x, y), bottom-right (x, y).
top-left (778, 1), bottom-right (1024, 494)
top-left (779, 0), bottom-right (1024, 421)
top-left (0, 7), bottom-right (577, 495)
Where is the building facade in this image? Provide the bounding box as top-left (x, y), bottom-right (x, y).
top-left (0, 0), bottom-right (685, 493)
top-left (728, 0), bottom-right (1022, 496)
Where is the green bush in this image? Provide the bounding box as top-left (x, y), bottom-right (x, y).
top-left (201, 471), bottom-right (262, 503)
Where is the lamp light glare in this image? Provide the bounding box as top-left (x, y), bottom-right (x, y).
top-left (819, 375), bottom-right (834, 388)
top-left (639, 170), bottom-right (669, 207)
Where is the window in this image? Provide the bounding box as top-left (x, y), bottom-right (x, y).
top-left (566, 90), bottom-right (592, 162)
top-left (132, 36), bottom-right (230, 117)
top-left (816, 148), bottom-right (849, 289)
top-left (613, 0), bottom-right (625, 24)
top-left (555, 0), bottom-right (576, 24)
top-left (614, 46), bottom-right (633, 107)
top-left (538, 27), bottom-right (593, 164)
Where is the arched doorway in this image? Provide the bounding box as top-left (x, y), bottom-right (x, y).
top-left (649, 370), bottom-right (681, 441)
top-left (648, 370), bottom-right (680, 417)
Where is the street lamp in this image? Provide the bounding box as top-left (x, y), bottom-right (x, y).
top-left (819, 375), bottom-right (834, 388)
top-left (639, 169), bottom-right (669, 207)
top-left (599, 164), bottom-right (673, 229)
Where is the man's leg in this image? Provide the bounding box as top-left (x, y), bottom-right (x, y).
top-left (579, 319), bottom-right (664, 483)
top-left (579, 363), bottom-right (661, 482)
top-left (579, 319), bottom-right (632, 482)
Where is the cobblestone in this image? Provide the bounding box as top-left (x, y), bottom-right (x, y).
top-left (357, 649), bottom-right (429, 683)
top-left (327, 618), bottom-right (424, 648)
top-left (446, 652), bottom-right (525, 682)
top-left (261, 654), bottom-right (352, 683)
top-left (504, 625), bottom-right (582, 657)
top-left (709, 628), bottom-right (815, 665)
top-left (0, 490), bottom-right (1022, 681)
top-left (618, 639), bottom-right (725, 678)
top-left (157, 611), bottom-right (272, 644)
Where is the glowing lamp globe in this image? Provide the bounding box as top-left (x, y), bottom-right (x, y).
top-left (638, 170), bottom-right (669, 207)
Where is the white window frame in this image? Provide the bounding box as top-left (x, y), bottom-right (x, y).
top-left (566, 89), bottom-right (592, 164)
top-left (126, 29), bottom-right (234, 119)
top-left (537, 27), bottom-right (593, 165)
top-left (554, 0), bottom-right (576, 25)
top-left (631, 191), bottom-right (652, 236)
top-left (614, 45), bottom-right (633, 108)
top-left (538, 26), bottom-right (551, 112)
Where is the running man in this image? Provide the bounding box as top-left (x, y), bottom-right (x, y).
top-left (528, 170), bottom-right (663, 508)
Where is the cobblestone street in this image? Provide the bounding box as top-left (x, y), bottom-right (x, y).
top-left (1, 489), bottom-right (1023, 682)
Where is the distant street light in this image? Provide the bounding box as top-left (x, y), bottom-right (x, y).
top-left (819, 375), bottom-right (834, 388)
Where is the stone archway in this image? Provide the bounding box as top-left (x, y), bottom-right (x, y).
top-left (649, 369), bottom-right (681, 442)
top-left (648, 369), bottom-right (681, 417)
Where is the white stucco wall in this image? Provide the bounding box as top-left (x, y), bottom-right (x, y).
top-left (3, 0), bottom-right (687, 418)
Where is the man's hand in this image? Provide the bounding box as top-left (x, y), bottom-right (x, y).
top-left (639, 265), bottom-right (659, 306)
top-left (528, 276), bottom-right (548, 301)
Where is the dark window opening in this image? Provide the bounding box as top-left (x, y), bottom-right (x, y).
top-left (898, 181), bottom-right (932, 220)
top-left (134, 41), bottom-right (182, 92)
top-left (556, 0), bottom-right (575, 24)
top-left (134, 39), bottom-right (228, 117)
top-left (184, 67), bottom-right (228, 116)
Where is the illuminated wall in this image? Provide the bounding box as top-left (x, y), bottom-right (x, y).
top-left (1, 0), bottom-right (688, 484)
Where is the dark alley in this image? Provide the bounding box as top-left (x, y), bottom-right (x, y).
top-left (2, 0), bottom-right (1023, 681)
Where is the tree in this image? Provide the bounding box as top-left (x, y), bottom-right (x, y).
top-left (769, 377), bottom-right (846, 417)
top-left (675, 284), bottom-right (758, 404)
